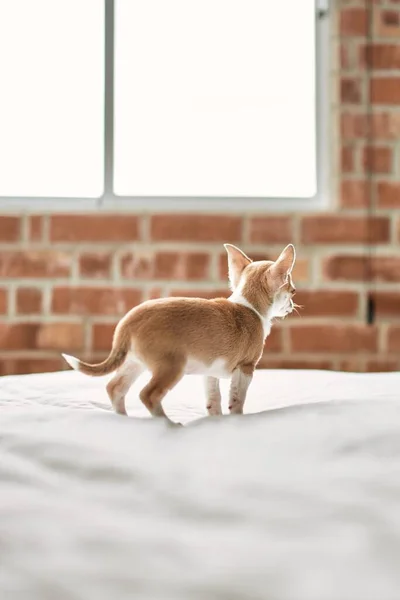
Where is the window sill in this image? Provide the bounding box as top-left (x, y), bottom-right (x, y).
top-left (0, 192), bottom-right (330, 214)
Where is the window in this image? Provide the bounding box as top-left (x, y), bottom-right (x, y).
top-left (115, 0), bottom-right (317, 199)
top-left (0, 0), bottom-right (329, 211)
top-left (0, 0), bottom-right (104, 199)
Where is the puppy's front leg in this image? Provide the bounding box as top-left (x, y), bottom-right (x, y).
top-left (204, 376), bottom-right (222, 416)
top-left (229, 365), bottom-right (254, 415)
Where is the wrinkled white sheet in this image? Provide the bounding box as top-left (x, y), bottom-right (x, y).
top-left (1, 369), bottom-right (400, 600)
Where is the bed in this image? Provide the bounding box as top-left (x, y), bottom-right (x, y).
top-left (1, 368), bottom-right (400, 600)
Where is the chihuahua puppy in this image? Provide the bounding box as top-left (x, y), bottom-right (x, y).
top-left (63, 243), bottom-right (296, 420)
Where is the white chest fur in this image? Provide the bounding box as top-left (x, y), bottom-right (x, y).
top-left (184, 357), bottom-right (231, 379)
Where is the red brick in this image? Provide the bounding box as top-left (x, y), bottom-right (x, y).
top-left (341, 78), bottom-right (362, 104)
top-left (264, 328), bottom-right (282, 353)
top-left (0, 323), bottom-right (36, 350)
top-left (371, 292), bottom-right (400, 317)
top-left (376, 256), bottom-right (400, 282)
top-left (0, 290), bottom-right (7, 314)
top-left (340, 180), bottom-right (369, 208)
top-left (291, 259), bottom-right (310, 283)
top-left (377, 181), bottom-right (400, 207)
top-left (121, 252), bottom-right (210, 280)
top-left (51, 287), bottom-right (141, 315)
top-left (0, 251), bottom-right (71, 278)
top-left (289, 325), bottom-right (378, 353)
top-left (169, 289), bottom-right (230, 300)
top-left (0, 358), bottom-right (64, 376)
top-left (50, 215), bottom-right (140, 242)
top-left (294, 290), bottom-right (359, 317)
top-left (120, 252), bottom-right (152, 279)
top-left (92, 323), bottom-right (117, 351)
top-left (341, 113), bottom-right (368, 140)
top-left (36, 323), bottom-right (84, 351)
top-left (0, 322), bottom-right (83, 351)
top-left (375, 9), bottom-right (400, 37)
top-left (372, 112), bottom-right (400, 139)
top-left (340, 43), bottom-right (351, 70)
top-left (362, 146), bottom-right (392, 173)
top-left (301, 216), bottom-right (389, 244)
top-left (28, 216), bottom-right (43, 242)
top-left (0, 217), bottom-right (20, 242)
top-left (79, 253), bottom-right (112, 279)
top-left (325, 256), bottom-right (367, 281)
top-left (371, 78), bottom-right (400, 104)
top-left (325, 255), bottom-right (400, 282)
top-left (366, 359), bottom-right (398, 372)
top-left (340, 8), bottom-right (367, 35)
top-left (388, 325), bottom-right (400, 351)
top-left (248, 217), bottom-right (293, 244)
top-left (16, 288), bottom-right (42, 314)
top-left (362, 43), bottom-right (400, 69)
top-left (257, 357), bottom-right (334, 371)
top-left (156, 252), bottom-right (209, 280)
top-left (341, 112), bottom-right (400, 140)
top-left (341, 146), bottom-right (355, 173)
top-left (339, 359), bottom-right (365, 373)
top-left (219, 254), bottom-right (228, 281)
top-left (0, 324), bottom-right (37, 350)
top-left (150, 215), bottom-right (242, 242)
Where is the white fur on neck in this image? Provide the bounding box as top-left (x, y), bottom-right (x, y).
top-left (228, 285), bottom-right (272, 339)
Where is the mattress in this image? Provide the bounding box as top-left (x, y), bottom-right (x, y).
top-left (1, 368), bottom-right (400, 600)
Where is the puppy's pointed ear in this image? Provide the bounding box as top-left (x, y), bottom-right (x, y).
top-left (269, 244), bottom-right (296, 289)
top-left (224, 244), bottom-right (252, 290)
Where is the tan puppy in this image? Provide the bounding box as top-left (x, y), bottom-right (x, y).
top-left (63, 244), bottom-right (296, 420)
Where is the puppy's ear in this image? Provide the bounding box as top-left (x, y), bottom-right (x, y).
top-left (224, 244), bottom-right (252, 290)
top-left (269, 244), bottom-right (296, 289)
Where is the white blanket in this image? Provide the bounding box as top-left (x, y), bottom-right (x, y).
top-left (1, 369), bottom-right (400, 600)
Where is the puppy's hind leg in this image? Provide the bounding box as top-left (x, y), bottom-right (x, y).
top-left (139, 356), bottom-right (185, 421)
top-left (204, 376), bottom-right (222, 416)
top-left (107, 359), bottom-right (144, 415)
top-left (228, 364), bottom-right (254, 415)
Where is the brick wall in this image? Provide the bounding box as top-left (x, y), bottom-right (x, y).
top-left (0, 0), bottom-right (400, 376)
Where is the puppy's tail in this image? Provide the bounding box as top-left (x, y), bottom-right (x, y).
top-left (62, 323), bottom-right (130, 377)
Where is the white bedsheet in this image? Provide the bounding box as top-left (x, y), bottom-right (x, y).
top-left (1, 369), bottom-right (400, 600)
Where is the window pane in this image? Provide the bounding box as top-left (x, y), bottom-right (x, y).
top-left (0, 0), bottom-right (104, 198)
top-left (114, 0), bottom-right (316, 198)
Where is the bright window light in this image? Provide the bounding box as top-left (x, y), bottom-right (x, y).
top-left (114, 0), bottom-right (316, 198)
top-left (0, 0), bottom-right (104, 198)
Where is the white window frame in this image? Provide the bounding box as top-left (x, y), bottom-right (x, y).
top-left (0, 0), bottom-right (330, 213)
